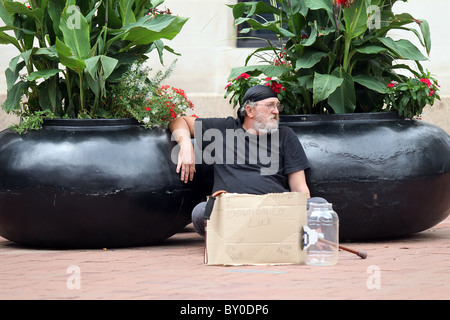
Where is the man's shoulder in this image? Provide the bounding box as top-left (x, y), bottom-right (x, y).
top-left (278, 125), bottom-right (297, 138)
top-left (195, 116), bottom-right (240, 129)
top-left (196, 116), bottom-right (237, 123)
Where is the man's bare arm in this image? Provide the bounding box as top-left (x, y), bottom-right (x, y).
top-left (169, 116), bottom-right (197, 183)
top-left (288, 170), bottom-right (311, 198)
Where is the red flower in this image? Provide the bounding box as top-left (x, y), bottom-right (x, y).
top-left (387, 81), bottom-right (397, 88)
top-left (144, 107), bottom-right (151, 111)
top-left (270, 82), bottom-right (283, 94)
top-left (236, 73), bottom-right (251, 80)
top-left (333, 0), bottom-right (353, 8)
top-left (168, 105), bottom-right (177, 119)
top-left (420, 78), bottom-right (432, 87)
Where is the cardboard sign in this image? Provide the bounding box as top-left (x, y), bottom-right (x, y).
top-left (205, 192), bottom-right (307, 266)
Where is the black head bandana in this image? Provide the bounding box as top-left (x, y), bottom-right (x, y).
top-left (242, 85), bottom-right (277, 105)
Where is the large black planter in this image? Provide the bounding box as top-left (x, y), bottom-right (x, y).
top-left (280, 112), bottom-right (450, 240)
top-left (0, 119), bottom-right (201, 248)
top-left (0, 113), bottom-right (449, 246)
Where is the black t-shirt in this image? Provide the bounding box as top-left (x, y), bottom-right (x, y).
top-left (194, 117), bottom-right (310, 194)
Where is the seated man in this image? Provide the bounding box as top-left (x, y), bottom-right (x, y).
top-left (169, 85), bottom-right (327, 236)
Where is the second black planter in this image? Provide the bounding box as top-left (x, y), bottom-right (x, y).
top-left (280, 112), bottom-right (450, 240)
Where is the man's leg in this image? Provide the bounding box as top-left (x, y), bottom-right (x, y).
top-left (191, 201), bottom-right (207, 236)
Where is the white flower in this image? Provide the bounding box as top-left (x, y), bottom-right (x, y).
top-left (145, 92), bottom-right (153, 101)
top-left (135, 80), bottom-right (145, 90)
top-left (143, 117), bottom-right (150, 124)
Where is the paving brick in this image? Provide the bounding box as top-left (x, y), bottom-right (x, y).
top-left (0, 216), bottom-right (449, 300)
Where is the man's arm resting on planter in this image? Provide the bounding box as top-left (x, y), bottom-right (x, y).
top-left (169, 116), bottom-right (197, 183)
top-left (288, 170), bottom-right (311, 199)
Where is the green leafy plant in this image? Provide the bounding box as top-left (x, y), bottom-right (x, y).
top-left (0, 0), bottom-right (188, 129)
top-left (8, 110), bottom-right (55, 134)
top-left (110, 60), bottom-right (196, 128)
top-left (385, 72), bottom-right (440, 118)
top-left (225, 0), bottom-right (440, 117)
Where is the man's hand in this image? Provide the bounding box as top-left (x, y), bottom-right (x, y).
top-left (169, 116), bottom-right (197, 183)
top-left (176, 140), bottom-right (196, 183)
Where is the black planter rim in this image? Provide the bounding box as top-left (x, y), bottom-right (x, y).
top-left (279, 111), bottom-right (403, 123)
top-left (42, 118), bottom-right (140, 129)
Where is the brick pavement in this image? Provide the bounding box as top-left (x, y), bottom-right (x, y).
top-left (0, 216), bottom-right (449, 301)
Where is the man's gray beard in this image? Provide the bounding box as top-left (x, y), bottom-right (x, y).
top-left (254, 114), bottom-right (279, 134)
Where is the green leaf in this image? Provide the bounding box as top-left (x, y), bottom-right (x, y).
top-left (150, 0), bottom-right (165, 9)
top-left (48, 0), bottom-right (66, 39)
top-left (420, 19), bottom-right (431, 55)
top-left (0, 0), bottom-right (14, 27)
top-left (55, 38), bottom-right (86, 74)
top-left (35, 46), bottom-right (59, 60)
top-left (120, 0), bottom-right (136, 27)
top-left (343, 0), bottom-right (367, 40)
top-left (59, 3), bottom-right (91, 60)
top-left (295, 50), bottom-right (328, 70)
top-left (228, 65), bottom-right (290, 80)
top-left (239, 18), bottom-right (297, 38)
top-left (379, 37), bottom-right (427, 61)
top-left (286, 0), bottom-right (308, 16)
top-left (85, 55), bottom-right (119, 80)
top-left (85, 0), bottom-right (103, 24)
top-left (328, 68), bottom-right (356, 113)
top-left (122, 14), bottom-right (189, 46)
top-left (355, 45), bottom-right (386, 54)
top-left (85, 55), bottom-right (118, 103)
top-left (27, 69), bottom-right (61, 81)
top-left (353, 75), bottom-right (389, 94)
top-left (0, 27), bottom-right (21, 50)
top-left (5, 57), bottom-right (25, 90)
top-left (313, 72), bottom-right (343, 105)
top-left (231, 1), bottom-right (280, 20)
top-left (2, 81), bottom-right (28, 112)
top-left (38, 77), bottom-right (62, 116)
top-left (303, 0), bottom-right (333, 14)
top-left (391, 63), bottom-right (421, 78)
top-left (302, 22), bottom-right (317, 47)
top-left (3, 1), bottom-right (44, 30)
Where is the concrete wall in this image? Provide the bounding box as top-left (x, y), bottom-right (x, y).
top-left (1, 0), bottom-right (448, 132)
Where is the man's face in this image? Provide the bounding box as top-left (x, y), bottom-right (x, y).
top-left (253, 97), bottom-right (280, 133)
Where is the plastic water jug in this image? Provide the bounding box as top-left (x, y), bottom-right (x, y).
top-left (304, 202), bottom-right (339, 266)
